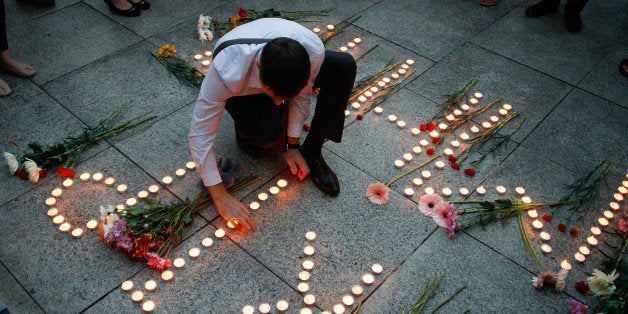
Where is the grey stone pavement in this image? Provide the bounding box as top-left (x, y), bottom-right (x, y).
top-left (1, 0), bottom-right (627, 313)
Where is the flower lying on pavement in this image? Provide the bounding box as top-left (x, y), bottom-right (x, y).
top-left (587, 269), bottom-right (619, 298)
top-left (365, 182), bottom-right (390, 205)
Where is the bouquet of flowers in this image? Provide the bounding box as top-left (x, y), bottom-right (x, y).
top-left (152, 44), bottom-right (205, 87)
top-left (3, 102), bottom-right (155, 183)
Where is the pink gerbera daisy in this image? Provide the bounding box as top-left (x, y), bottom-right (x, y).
top-left (431, 202), bottom-right (454, 228)
top-left (366, 182), bottom-right (390, 205)
top-left (418, 194), bottom-right (443, 216)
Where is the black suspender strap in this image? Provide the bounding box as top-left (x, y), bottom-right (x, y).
top-left (213, 38), bottom-right (273, 56)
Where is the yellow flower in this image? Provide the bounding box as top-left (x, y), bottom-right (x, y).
top-left (229, 15), bottom-right (240, 27)
top-left (157, 44), bottom-right (177, 59)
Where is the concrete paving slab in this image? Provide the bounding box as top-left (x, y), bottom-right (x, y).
top-left (6, 2), bottom-right (141, 85)
top-left (0, 263), bottom-right (43, 314)
top-left (6, 0), bottom-right (80, 29)
top-left (578, 43), bottom-right (628, 108)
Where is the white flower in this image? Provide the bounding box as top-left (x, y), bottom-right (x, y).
top-left (23, 158), bottom-right (41, 183)
top-left (203, 29), bottom-right (214, 42)
top-left (588, 269), bottom-right (619, 297)
top-left (3, 152), bottom-right (19, 174)
top-left (198, 29), bottom-right (208, 41)
top-left (555, 268), bottom-right (569, 292)
top-left (100, 205), bottom-right (115, 219)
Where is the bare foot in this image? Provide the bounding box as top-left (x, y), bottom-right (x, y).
top-left (110, 0), bottom-right (132, 10)
top-left (0, 77), bottom-right (12, 97)
top-left (0, 51), bottom-right (36, 78)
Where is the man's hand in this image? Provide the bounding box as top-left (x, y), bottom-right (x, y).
top-left (286, 148), bottom-right (310, 180)
top-left (207, 183), bottom-right (255, 231)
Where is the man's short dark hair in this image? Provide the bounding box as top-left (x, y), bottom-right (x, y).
top-left (259, 37), bottom-right (311, 99)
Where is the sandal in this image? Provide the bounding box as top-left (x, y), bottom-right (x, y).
top-left (620, 59), bottom-right (628, 79)
top-left (0, 78), bottom-right (12, 97)
top-left (479, 0), bottom-right (499, 6)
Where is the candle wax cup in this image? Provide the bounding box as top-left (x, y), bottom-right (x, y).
top-left (276, 300), bottom-right (289, 312)
top-left (121, 280), bottom-right (134, 291)
top-left (297, 282), bottom-right (309, 293)
top-left (202, 237), bottom-right (214, 247)
top-left (259, 303), bottom-right (271, 313)
top-left (424, 187), bottom-right (435, 194)
top-left (342, 295), bottom-right (355, 306)
top-left (131, 290), bottom-right (144, 302)
top-left (161, 270), bottom-right (174, 281)
top-left (305, 231), bottom-right (317, 241)
top-left (413, 178), bottom-right (423, 187)
top-left (351, 285), bottom-right (363, 296)
top-left (142, 300), bottom-right (156, 312)
top-left (459, 188), bottom-right (469, 196)
top-left (144, 280), bottom-right (157, 291)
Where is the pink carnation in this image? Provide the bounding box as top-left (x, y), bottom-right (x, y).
top-left (418, 194), bottom-right (443, 216)
top-left (568, 299), bottom-right (589, 314)
top-left (532, 271), bottom-right (556, 289)
top-left (619, 219), bottom-right (628, 233)
top-left (146, 252), bottom-right (171, 270)
top-left (366, 182), bottom-right (390, 205)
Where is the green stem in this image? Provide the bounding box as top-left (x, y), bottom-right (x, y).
top-left (354, 44), bottom-right (379, 62)
top-left (428, 284), bottom-right (467, 314)
top-left (386, 154), bottom-right (440, 187)
top-left (518, 211), bottom-right (546, 271)
top-left (613, 234), bottom-right (628, 271)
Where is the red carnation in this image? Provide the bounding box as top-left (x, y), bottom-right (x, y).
top-left (56, 166), bottom-right (75, 178)
top-left (451, 162), bottom-right (460, 170)
top-left (302, 123), bottom-right (311, 131)
top-left (39, 170), bottom-right (47, 179)
top-left (238, 8), bottom-right (248, 19)
top-left (9, 141), bottom-right (19, 147)
top-left (426, 148), bottom-right (435, 156)
top-left (431, 137), bottom-right (440, 144)
top-left (447, 155), bottom-right (456, 162)
top-left (356, 113), bottom-right (363, 120)
top-left (15, 169), bottom-right (28, 180)
top-left (427, 123), bottom-right (435, 131)
top-left (541, 214), bottom-right (552, 222)
top-left (419, 124), bottom-right (427, 132)
top-left (557, 222), bottom-right (567, 232)
top-left (569, 227), bottom-right (580, 236)
top-left (574, 281), bottom-right (590, 296)
top-left (464, 168), bottom-right (475, 176)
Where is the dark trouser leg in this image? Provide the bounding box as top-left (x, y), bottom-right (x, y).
top-left (1, 0), bottom-right (8, 51)
top-left (565, 0), bottom-right (588, 12)
top-left (525, 0), bottom-right (560, 17)
top-left (300, 50), bottom-right (357, 158)
top-left (564, 0), bottom-right (588, 32)
top-left (225, 93), bottom-right (287, 151)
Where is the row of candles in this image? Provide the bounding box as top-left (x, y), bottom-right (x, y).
top-left (527, 177), bottom-right (627, 272)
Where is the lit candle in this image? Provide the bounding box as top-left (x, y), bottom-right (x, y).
top-left (342, 295), bottom-right (355, 306)
top-left (144, 280), bottom-right (157, 292)
top-left (121, 280), bottom-right (134, 291)
top-left (469, 98), bottom-right (479, 106)
top-left (527, 210), bottom-right (538, 219)
top-left (137, 191), bottom-right (148, 199)
top-left (371, 263), bottom-right (383, 274)
top-left (126, 197), bottom-right (137, 207)
top-left (305, 231), bottom-right (317, 242)
top-left (406, 59), bottom-right (415, 66)
top-left (429, 130), bottom-right (439, 138)
top-left (412, 146), bottom-right (422, 155)
top-left (450, 141), bottom-right (460, 148)
top-left (460, 132), bottom-right (470, 141)
top-left (541, 244), bottom-right (552, 254)
top-left (175, 169), bottom-right (186, 178)
top-left (351, 285), bottom-right (363, 296)
top-left (413, 178), bottom-right (423, 187)
top-left (421, 170), bottom-right (431, 179)
top-left (590, 227), bottom-right (601, 236)
top-left (560, 259), bottom-right (572, 270)
top-left (374, 106), bottom-right (383, 114)
top-left (587, 236), bottom-right (598, 246)
top-left (202, 237), bottom-right (214, 247)
top-left (419, 139), bottom-right (429, 147)
top-left (391, 73), bottom-right (399, 80)
top-left (104, 177), bottom-right (115, 187)
top-left (258, 193), bottom-right (268, 201)
top-left (424, 187), bottom-right (435, 194)
top-left (579, 246), bottom-right (590, 256)
top-left (362, 273), bottom-right (375, 285)
top-left (460, 104), bottom-right (470, 111)
top-left (173, 258), bottom-right (185, 268)
top-left (490, 116), bottom-right (499, 123)
top-left (453, 109), bottom-right (462, 117)
top-left (598, 217), bottom-right (609, 226)
top-left (470, 126), bottom-right (480, 133)
top-left (443, 149), bottom-right (453, 156)
top-left (79, 172), bottom-right (90, 182)
top-left (377, 81), bottom-right (386, 88)
top-left (302, 259), bottom-right (314, 270)
top-left (86, 219), bottom-right (98, 230)
top-left (502, 104), bottom-right (512, 111)
top-left (259, 304), bottom-right (271, 314)
top-left (71, 228), bottom-right (84, 238)
top-left (51, 188), bottom-right (63, 198)
top-left (353, 37), bottom-right (362, 44)
top-left (403, 153), bottom-right (413, 162)
top-left (603, 210), bottom-right (614, 219)
top-left (613, 193), bottom-right (623, 202)
top-left (521, 196), bottom-right (532, 204)
top-left (459, 188), bottom-right (469, 196)
top-left (63, 178), bottom-right (74, 189)
top-left (382, 77), bottom-right (391, 84)
top-left (269, 186), bottom-right (280, 195)
top-left (162, 176), bottom-right (173, 185)
top-left (446, 115), bottom-right (455, 122)
top-left (411, 128), bottom-right (421, 136)
top-left (189, 247), bottom-right (201, 258)
top-left (92, 172), bottom-right (104, 182)
top-left (303, 245), bottom-right (315, 256)
top-left (161, 270), bottom-right (174, 281)
top-left (204, 51), bottom-right (212, 57)
top-left (53, 215), bottom-right (65, 225)
top-left (215, 228), bottom-right (226, 238)
top-left (619, 186), bottom-right (627, 194)
top-left (117, 184), bottom-right (128, 194)
top-left (401, 64), bottom-right (409, 70)
top-left (312, 27), bottom-right (321, 33)
top-left (303, 294), bottom-right (316, 306)
top-left (513, 187), bottom-right (525, 196)
top-left (299, 271), bottom-right (311, 281)
top-left (242, 305), bottom-right (255, 314)
top-left (438, 123), bottom-right (448, 131)
top-left (539, 231), bottom-right (550, 241)
top-left (574, 252), bottom-right (586, 263)
top-left (142, 300), bottom-right (156, 312)
top-left (185, 161), bottom-right (196, 170)
top-left (326, 24), bottom-right (335, 31)
top-left (333, 304), bottom-right (346, 314)
top-left (201, 60), bottom-right (211, 67)
top-left (277, 300), bottom-right (290, 312)
top-left (473, 92), bottom-right (483, 100)
top-left (148, 185), bottom-right (159, 194)
top-left (370, 86), bottom-right (379, 94)
top-left (435, 160), bottom-right (445, 169)
top-left (441, 188), bottom-right (452, 197)
top-left (624, 180), bottom-right (628, 188)
top-left (404, 188), bottom-right (414, 197)
top-left (298, 282), bottom-right (309, 293)
top-left (357, 95), bottom-right (367, 103)
top-left (476, 186), bottom-right (486, 195)
top-left (495, 185), bottom-right (507, 195)
top-left (387, 115), bottom-right (397, 123)
top-left (194, 54), bottom-right (203, 61)
top-left (347, 42), bottom-right (356, 48)
top-left (339, 46), bottom-right (348, 53)
top-left (394, 159), bottom-right (404, 169)
top-left (398, 68), bottom-right (407, 75)
top-left (116, 204), bottom-right (125, 211)
top-left (249, 202), bottom-right (260, 210)
top-left (482, 122), bottom-right (492, 129)
top-left (396, 121), bottom-right (406, 129)
top-left (47, 208), bottom-right (58, 217)
top-left (532, 220), bottom-right (543, 230)
top-left (131, 290), bottom-right (144, 302)
top-left (498, 109), bottom-right (508, 116)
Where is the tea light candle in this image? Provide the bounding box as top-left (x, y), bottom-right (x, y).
top-left (459, 188), bottom-right (469, 196)
top-left (476, 186), bottom-right (486, 195)
top-left (539, 231), bottom-right (550, 241)
top-left (603, 210), bottom-right (614, 219)
top-left (374, 106), bottom-right (383, 114)
top-left (174, 169), bottom-right (186, 178)
top-left (339, 46), bottom-right (348, 53)
top-left (624, 179), bottom-right (628, 187)
top-left (598, 217), bottom-right (609, 226)
top-left (357, 96), bottom-right (367, 104)
top-left (215, 228), bottom-right (226, 238)
top-left (342, 295), bottom-right (355, 306)
top-left (299, 271), bottom-right (311, 281)
top-left (396, 121), bottom-right (406, 129)
top-left (404, 188), bottom-right (414, 197)
top-left (303, 245), bottom-right (315, 256)
top-left (387, 115), bottom-right (397, 123)
top-left (412, 146), bottom-right (422, 155)
top-left (362, 273), bottom-right (375, 285)
top-left (104, 177), bottom-right (115, 187)
top-left (441, 188), bottom-right (452, 197)
top-left (382, 77), bottom-right (391, 84)
top-left (117, 184), bottom-right (128, 194)
top-left (185, 161), bottom-right (196, 170)
top-left (435, 160), bottom-right (445, 169)
top-left (86, 219), bottom-right (98, 230)
top-left (429, 130), bottom-right (439, 138)
top-left (161, 270), bottom-right (174, 281)
top-left (446, 114), bottom-right (455, 122)
top-left (53, 215), bottom-right (65, 225)
top-left (574, 252), bottom-right (586, 263)
top-left (126, 197), bottom-right (137, 207)
top-left (351, 102), bottom-right (360, 110)
top-left (521, 196), bottom-right (532, 204)
top-left (419, 139), bottom-right (429, 147)
top-left (333, 304), bottom-right (346, 314)
top-left (469, 98), bottom-right (479, 106)
top-left (502, 104), bottom-right (512, 111)
top-left (144, 280), bottom-right (157, 292)
top-left (79, 172), bottom-right (90, 182)
top-left (249, 202), bottom-right (260, 210)
top-left (312, 27), bottom-right (321, 33)
top-left (541, 244), bottom-right (552, 254)
top-left (460, 133), bottom-right (470, 141)
top-left (490, 116), bottom-right (499, 123)
top-left (370, 87), bottom-right (379, 94)
top-left (302, 259), bottom-right (314, 270)
top-left (424, 187), bottom-right (435, 194)
top-left (413, 178), bottom-right (423, 187)
top-left (513, 187), bottom-right (526, 196)
top-left (297, 282), bottom-right (309, 293)
top-left (327, 24), bottom-right (335, 31)
top-left (173, 258), bottom-right (185, 268)
top-left (579, 246), bottom-right (590, 255)
top-left (394, 160), bottom-right (404, 169)
top-left (71, 228), bottom-right (84, 238)
top-left (148, 185), bottom-right (159, 194)
top-left (142, 300), bottom-right (156, 312)
top-left (453, 109), bottom-right (462, 117)
top-left (305, 231), bottom-right (317, 242)
top-left (46, 208), bottom-right (58, 218)
top-left (51, 188), bottom-right (63, 198)
top-left (614, 193), bottom-right (623, 202)
top-left (590, 227), bottom-right (601, 236)
top-left (347, 42), bottom-right (356, 48)
top-left (450, 141), bottom-right (460, 148)
top-left (443, 148), bottom-right (454, 155)
top-left (201, 60), bottom-right (211, 67)
top-left (406, 59), bottom-right (415, 66)
top-left (121, 280), bottom-right (134, 291)
top-left (532, 220), bottom-right (543, 230)
top-left (421, 170), bottom-right (431, 179)
top-left (391, 73), bottom-right (400, 80)
top-left (470, 126), bottom-right (480, 133)
top-left (131, 290), bottom-right (144, 302)
top-left (438, 123), bottom-right (448, 131)
top-left (461, 104), bottom-right (470, 111)
top-left (482, 122), bottom-right (492, 129)
top-left (495, 185), bottom-right (507, 195)
top-left (351, 285), bottom-right (363, 296)
top-left (587, 236), bottom-right (598, 246)
top-left (560, 259), bottom-right (572, 270)
top-left (242, 305), bottom-right (255, 314)
top-left (162, 176), bottom-right (173, 185)
top-left (377, 80), bottom-right (386, 88)
top-left (473, 92), bottom-right (483, 100)
top-left (398, 68), bottom-right (407, 75)
top-left (189, 247), bottom-right (200, 258)
top-left (269, 186), bottom-right (280, 195)
top-left (258, 193), bottom-right (269, 201)
top-left (137, 190), bottom-right (149, 199)
top-left (204, 51), bottom-right (212, 57)
top-left (401, 64), bottom-right (409, 70)
top-left (411, 128), bottom-right (421, 136)
top-left (499, 109), bottom-right (508, 116)
top-left (92, 172), bottom-right (104, 182)
top-left (371, 263), bottom-right (383, 274)
top-left (303, 294), bottom-right (316, 306)
top-left (194, 54), bottom-right (203, 61)
top-left (353, 37), bottom-right (362, 44)
top-left (259, 303), bottom-right (271, 314)
top-left (63, 178), bottom-right (74, 189)
top-left (403, 153), bottom-right (413, 162)
top-left (527, 209), bottom-right (538, 219)
top-left (202, 237), bottom-right (214, 247)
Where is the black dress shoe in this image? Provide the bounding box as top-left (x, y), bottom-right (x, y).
top-left (525, 0), bottom-right (559, 17)
top-left (304, 154), bottom-right (340, 196)
top-left (128, 0), bottom-right (150, 10)
top-left (564, 11), bottom-right (582, 33)
top-left (103, 0), bottom-right (141, 17)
